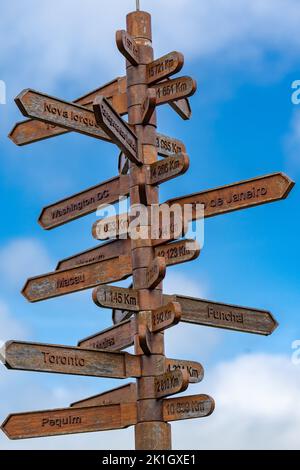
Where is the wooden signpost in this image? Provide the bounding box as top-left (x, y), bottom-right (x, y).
top-left (2, 4), bottom-right (294, 452)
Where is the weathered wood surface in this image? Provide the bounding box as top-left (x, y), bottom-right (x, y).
top-left (141, 89), bottom-right (156, 124)
top-left (39, 175), bottom-right (129, 230)
top-left (150, 302), bottom-right (181, 333)
top-left (116, 30), bottom-right (140, 65)
top-left (93, 96), bottom-right (141, 165)
top-left (171, 294), bottom-right (279, 335)
top-left (138, 370), bottom-right (189, 399)
top-left (9, 77), bottom-right (126, 146)
top-left (146, 154), bottom-right (189, 185)
top-left (15, 89), bottom-right (113, 141)
top-left (147, 52), bottom-right (184, 85)
top-left (167, 173), bottom-right (295, 221)
top-left (163, 394), bottom-right (215, 422)
top-left (78, 319), bottom-right (134, 352)
top-left (93, 285), bottom-right (140, 312)
top-left (1, 403), bottom-right (137, 439)
top-left (156, 132), bottom-right (186, 157)
top-left (22, 255), bottom-right (132, 302)
top-left (165, 358), bottom-right (204, 384)
top-left (142, 257), bottom-right (166, 290)
top-left (70, 383), bottom-right (137, 408)
top-left (154, 239), bottom-right (200, 266)
top-left (153, 77), bottom-right (197, 105)
top-left (56, 239), bottom-right (131, 270)
top-left (1, 341), bottom-right (141, 378)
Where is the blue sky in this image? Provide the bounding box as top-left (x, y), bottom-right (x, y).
top-left (0, 0), bottom-right (300, 450)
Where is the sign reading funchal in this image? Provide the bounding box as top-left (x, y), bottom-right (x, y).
top-left (1, 2), bottom-right (294, 450)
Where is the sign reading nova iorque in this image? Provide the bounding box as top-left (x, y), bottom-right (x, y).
top-left (15, 89), bottom-right (112, 142)
top-left (93, 96), bottom-right (141, 165)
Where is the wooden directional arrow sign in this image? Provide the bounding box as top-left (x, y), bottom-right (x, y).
top-left (165, 359), bottom-right (204, 384)
top-left (9, 77), bottom-right (127, 146)
top-left (141, 257), bottom-right (166, 290)
top-left (146, 154), bottom-right (190, 186)
top-left (170, 294), bottom-right (279, 335)
top-left (70, 383), bottom-right (137, 408)
top-left (22, 255), bottom-right (132, 302)
top-left (116, 30), bottom-right (140, 65)
top-left (56, 239), bottom-right (131, 270)
top-left (153, 77), bottom-right (197, 106)
top-left (0, 341), bottom-right (141, 378)
top-left (163, 394), bottom-right (215, 422)
top-left (57, 238), bottom-right (199, 272)
top-left (15, 89), bottom-right (113, 142)
top-left (93, 285), bottom-right (140, 312)
top-left (78, 319), bottom-right (134, 352)
top-left (1, 403), bottom-right (137, 440)
top-left (167, 173), bottom-right (295, 222)
top-left (150, 302), bottom-right (181, 333)
top-left (141, 89), bottom-right (157, 124)
top-left (156, 133), bottom-right (186, 157)
top-left (93, 96), bottom-right (141, 165)
top-left (147, 52), bottom-right (184, 85)
top-left (140, 370), bottom-right (189, 400)
top-left (39, 175), bottom-right (129, 230)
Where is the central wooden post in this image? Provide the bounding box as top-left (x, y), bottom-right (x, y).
top-left (126, 11), bottom-right (172, 450)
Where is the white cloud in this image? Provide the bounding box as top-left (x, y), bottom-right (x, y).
top-left (1, 353), bottom-right (300, 449)
top-left (0, 300), bottom-right (28, 347)
top-left (0, 238), bottom-right (53, 289)
top-left (1, 0), bottom-right (300, 92)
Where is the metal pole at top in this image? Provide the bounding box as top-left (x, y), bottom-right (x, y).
top-left (136, 0), bottom-right (140, 11)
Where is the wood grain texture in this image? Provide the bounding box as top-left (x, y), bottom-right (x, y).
top-left (1, 341), bottom-right (141, 378)
top-left (116, 30), bottom-right (140, 65)
top-left (141, 89), bottom-right (157, 124)
top-left (169, 97), bottom-right (192, 120)
top-left (167, 173), bottom-right (295, 222)
top-left (2, 403), bottom-right (137, 440)
top-left (93, 96), bottom-right (141, 165)
top-left (39, 175), bottom-right (129, 230)
top-left (70, 383), bottom-right (137, 408)
top-left (56, 239), bottom-right (131, 270)
top-left (156, 132), bottom-right (186, 157)
top-left (138, 370), bottom-right (189, 399)
top-left (150, 302), bottom-right (181, 333)
top-left (146, 154), bottom-right (189, 185)
top-left (165, 358), bottom-right (204, 384)
top-left (153, 77), bottom-right (197, 105)
top-left (147, 51), bottom-right (184, 85)
top-left (15, 89), bottom-right (112, 141)
top-left (175, 294), bottom-right (279, 335)
top-left (22, 255), bottom-right (132, 302)
top-left (93, 285), bottom-right (140, 312)
top-left (163, 394), bottom-right (215, 422)
top-left (9, 77), bottom-right (127, 146)
top-left (78, 319), bottom-right (134, 352)
top-left (154, 239), bottom-right (200, 267)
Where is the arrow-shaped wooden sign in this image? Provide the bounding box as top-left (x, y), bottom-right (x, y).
top-left (150, 302), bottom-right (181, 333)
top-left (9, 77), bottom-right (127, 146)
top-left (78, 319), bottom-right (134, 352)
top-left (58, 239), bottom-right (199, 271)
top-left (156, 132), bottom-right (186, 157)
top-left (167, 172), bottom-right (295, 221)
top-left (169, 97), bottom-right (192, 120)
top-left (93, 96), bottom-right (141, 165)
top-left (146, 51), bottom-right (184, 85)
top-left (153, 76), bottom-right (197, 105)
top-left (15, 89), bottom-right (113, 142)
top-left (70, 383), bottom-right (137, 408)
top-left (139, 370), bottom-right (189, 400)
top-left (165, 359), bottom-right (204, 384)
top-left (1, 403), bottom-right (137, 440)
top-left (116, 30), bottom-right (140, 65)
top-left (22, 255), bottom-right (132, 302)
top-left (0, 341), bottom-right (141, 378)
top-left (169, 294), bottom-right (279, 336)
top-left (163, 394), bottom-right (215, 422)
top-left (39, 175), bottom-right (130, 230)
top-left (93, 285), bottom-right (140, 312)
top-left (145, 154), bottom-right (189, 185)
